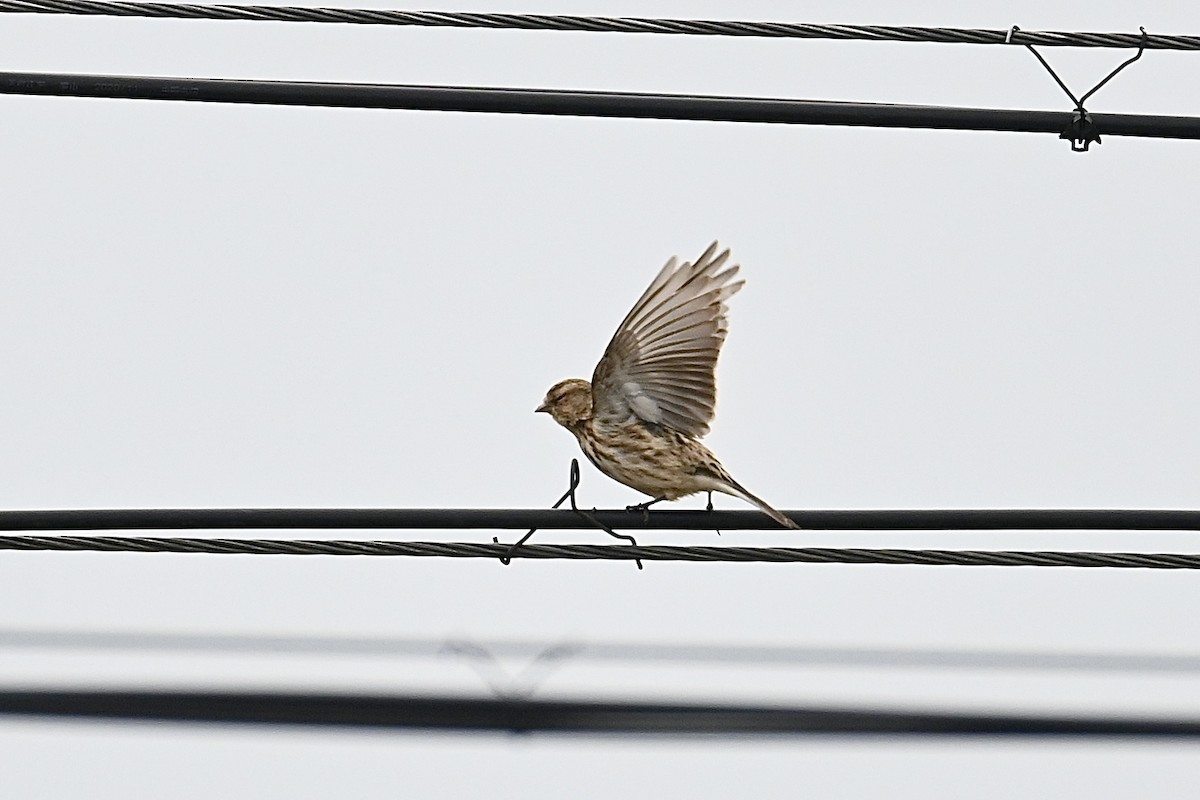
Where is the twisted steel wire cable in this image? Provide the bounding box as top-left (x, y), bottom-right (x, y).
top-left (1, 535), bottom-right (1199, 569)
top-left (0, 2), bottom-right (1192, 51)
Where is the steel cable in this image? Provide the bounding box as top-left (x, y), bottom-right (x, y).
top-left (1, 535), bottom-right (1199, 569)
top-left (0, 2), bottom-right (1193, 51)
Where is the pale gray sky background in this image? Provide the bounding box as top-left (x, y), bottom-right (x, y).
top-left (1, 0), bottom-right (1199, 796)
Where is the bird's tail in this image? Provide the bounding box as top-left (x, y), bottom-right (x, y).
top-left (719, 478), bottom-right (799, 530)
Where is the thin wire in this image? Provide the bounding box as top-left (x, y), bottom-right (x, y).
top-left (1024, 42), bottom-right (1083, 108)
top-left (1, 535), bottom-right (1198, 569)
top-left (3, 689), bottom-right (1200, 736)
top-left (1078, 27), bottom-right (1149, 108)
top-left (0, 3), bottom-right (1191, 51)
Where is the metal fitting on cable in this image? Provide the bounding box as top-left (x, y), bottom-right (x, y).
top-left (1015, 24), bottom-right (1150, 151)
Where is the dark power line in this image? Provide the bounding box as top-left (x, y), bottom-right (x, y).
top-left (2, 535), bottom-right (1199, 569)
top-left (0, 507), bottom-right (1197, 531)
top-left (3, 689), bottom-right (1200, 736)
top-left (3, 72), bottom-right (1200, 141)
top-left (0, 2), bottom-right (1190, 51)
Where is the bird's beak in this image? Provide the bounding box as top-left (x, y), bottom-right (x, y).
top-left (535, 402), bottom-right (549, 413)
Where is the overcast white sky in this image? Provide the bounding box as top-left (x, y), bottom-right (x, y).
top-left (1, 0), bottom-right (1199, 796)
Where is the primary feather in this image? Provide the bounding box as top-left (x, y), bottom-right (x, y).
top-left (591, 242), bottom-right (744, 437)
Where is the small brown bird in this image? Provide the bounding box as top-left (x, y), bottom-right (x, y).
top-left (537, 242), bottom-right (798, 529)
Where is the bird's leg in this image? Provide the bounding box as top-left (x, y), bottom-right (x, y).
top-left (707, 491), bottom-right (722, 536)
top-left (626, 496), bottom-right (666, 524)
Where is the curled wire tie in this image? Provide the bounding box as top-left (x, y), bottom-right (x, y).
top-left (495, 459), bottom-right (643, 569)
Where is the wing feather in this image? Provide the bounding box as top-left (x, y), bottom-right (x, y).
top-left (590, 241), bottom-right (745, 437)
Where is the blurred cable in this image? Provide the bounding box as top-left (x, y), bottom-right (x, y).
top-left (2, 689), bottom-right (1199, 736)
top-left (2, 72), bottom-right (1199, 142)
top-left (4, 628), bottom-right (1200, 674)
top-left (0, 3), bottom-right (1190, 51)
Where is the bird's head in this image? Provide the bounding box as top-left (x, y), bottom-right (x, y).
top-left (536, 379), bottom-right (593, 428)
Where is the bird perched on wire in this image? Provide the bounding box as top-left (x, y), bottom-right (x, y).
top-left (536, 242), bottom-right (798, 529)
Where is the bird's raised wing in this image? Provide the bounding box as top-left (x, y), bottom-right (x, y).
top-left (590, 242), bottom-right (744, 438)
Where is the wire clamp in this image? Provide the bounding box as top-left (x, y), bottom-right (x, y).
top-left (495, 459), bottom-right (643, 569)
top-left (1060, 109), bottom-right (1100, 152)
top-left (1015, 25), bottom-right (1149, 152)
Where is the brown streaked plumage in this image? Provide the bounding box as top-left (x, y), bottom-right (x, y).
top-left (536, 242), bottom-right (798, 529)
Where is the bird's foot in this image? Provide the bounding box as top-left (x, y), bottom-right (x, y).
top-left (625, 497), bottom-right (665, 524)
